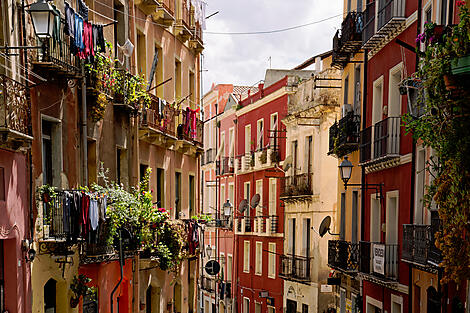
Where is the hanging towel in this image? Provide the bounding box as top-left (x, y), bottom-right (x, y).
top-left (80, 193), bottom-right (90, 237)
top-left (79, 21), bottom-right (93, 60)
top-left (96, 25), bottom-right (106, 53)
top-left (89, 197), bottom-right (99, 231)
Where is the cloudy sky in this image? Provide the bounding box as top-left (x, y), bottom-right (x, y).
top-left (201, 0), bottom-right (343, 93)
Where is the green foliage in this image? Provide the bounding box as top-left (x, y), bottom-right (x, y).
top-left (70, 274), bottom-right (95, 299)
top-left (403, 2), bottom-right (470, 283)
top-left (191, 214), bottom-right (213, 223)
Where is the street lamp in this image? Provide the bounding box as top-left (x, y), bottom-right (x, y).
top-left (223, 200), bottom-right (232, 217)
top-left (27, 0), bottom-right (57, 40)
top-left (339, 156), bottom-right (353, 186)
top-left (206, 245), bottom-right (212, 258)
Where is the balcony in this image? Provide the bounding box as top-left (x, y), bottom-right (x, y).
top-left (235, 152), bottom-right (254, 173)
top-left (280, 173), bottom-right (313, 199)
top-left (328, 111), bottom-right (361, 157)
top-left (201, 276), bottom-right (216, 292)
top-left (152, 0), bottom-right (175, 27)
top-left (359, 241), bottom-right (398, 282)
top-left (279, 254), bottom-right (312, 282)
top-left (189, 22), bottom-right (204, 54)
top-left (32, 22), bottom-right (80, 76)
top-left (332, 12), bottom-right (364, 67)
top-left (0, 74), bottom-right (32, 150)
top-left (402, 224), bottom-right (442, 269)
top-left (139, 96), bottom-right (178, 145)
top-left (135, 0), bottom-right (159, 15)
top-left (219, 282), bottom-right (232, 299)
top-left (220, 157), bottom-right (234, 175)
top-left (202, 148), bottom-right (215, 165)
top-left (328, 240), bottom-right (359, 273)
top-left (362, 0), bottom-right (406, 50)
top-left (234, 215), bottom-right (279, 235)
top-left (175, 1), bottom-right (192, 42)
top-left (360, 117), bottom-right (400, 166)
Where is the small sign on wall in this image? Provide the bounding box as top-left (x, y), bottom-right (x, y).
top-left (321, 284), bottom-right (333, 293)
top-left (372, 243), bottom-right (385, 275)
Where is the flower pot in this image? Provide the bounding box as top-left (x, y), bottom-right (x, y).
top-left (70, 296), bottom-right (80, 308)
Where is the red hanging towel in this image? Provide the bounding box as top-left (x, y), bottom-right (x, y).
top-left (79, 22), bottom-right (94, 59)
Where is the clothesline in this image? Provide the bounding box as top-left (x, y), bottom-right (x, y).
top-left (88, 6), bottom-right (118, 24)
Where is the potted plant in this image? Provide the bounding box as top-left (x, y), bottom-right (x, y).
top-left (259, 149), bottom-right (267, 164)
top-left (270, 149), bottom-right (280, 163)
top-left (70, 274), bottom-right (95, 308)
top-left (37, 185), bottom-right (56, 204)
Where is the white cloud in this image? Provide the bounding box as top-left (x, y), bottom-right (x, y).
top-left (202, 0), bottom-right (343, 92)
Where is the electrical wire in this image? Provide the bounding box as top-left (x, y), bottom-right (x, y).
top-left (205, 14), bottom-right (343, 35)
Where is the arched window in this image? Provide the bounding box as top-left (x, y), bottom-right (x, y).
top-left (44, 279), bottom-right (56, 313)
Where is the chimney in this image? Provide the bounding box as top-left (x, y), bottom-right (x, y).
top-left (315, 56), bottom-right (322, 72)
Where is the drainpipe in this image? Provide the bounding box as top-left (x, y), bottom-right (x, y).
top-left (111, 230), bottom-right (124, 313)
top-left (81, 64), bottom-right (88, 186)
top-left (360, 49), bottom-right (368, 243)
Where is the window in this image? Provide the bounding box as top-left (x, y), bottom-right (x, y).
top-left (415, 148), bottom-right (426, 224)
top-left (302, 304), bottom-right (308, 313)
top-left (228, 184), bottom-right (234, 210)
top-left (189, 175), bottom-right (195, 218)
top-left (154, 46), bottom-right (163, 96)
top-left (386, 191), bottom-right (399, 245)
top-left (113, 1), bottom-right (125, 58)
top-left (292, 140), bottom-right (298, 175)
top-left (344, 75), bottom-right (349, 105)
top-left (354, 66), bottom-right (361, 115)
top-left (256, 119), bottom-right (264, 150)
top-left (372, 77), bottom-right (384, 125)
top-left (302, 219), bottom-right (311, 257)
top-left (340, 193), bottom-right (346, 240)
top-left (245, 125), bottom-right (251, 154)
top-left (288, 218), bottom-right (296, 255)
top-left (440, 0), bottom-right (448, 25)
top-left (220, 184), bottom-right (226, 212)
top-left (220, 253), bottom-right (225, 280)
top-left (229, 128), bottom-right (235, 158)
top-left (243, 298), bottom-right (250, 313)
top-left (175, 59), bottom-right (182, 101)
top-left (388, 63), bottom-right (402, 117)
top-left (370, 195), bottom-right (381, 242)
top-left (391, 295), bottom-right (403, 313)
top-left (137, 31), bottom-right (146, 76)
top-left (227, 255), bottom-right (233, 282)
top-left (157, 168), bottom-right (164, 208)
top-left (268, 242), bottom-right (276, 278)
top-left (175, 172), bottom-right (181, 219)
top-left (243, 241), bottom-right (250, 273)
top-left (255, 242), bottom-right (262, 275)
top-left (270, 113), bottom-right (278, 149)
top-left (425, 5), bottom-right (432, 23)
top-left (304, 136), bottom-right (312, 174)
top-left (267, 306), bottom-right (275, 313)
top-left (356, 0), bottom-right (363, 14)
top-left (42, 119), bottom-right (55, 186)
top-left (268, 179), bottom-right (276, 216)
top-left (116, 147), bottom-right (128, 188)
top-left (352, 191), bottom-right (359, 243)
top-left (255, 180), bottom-right (263, 216)
top-left (255, 302), bottom-right (261, 313)
top-left (244, 182), bottom-right (251, 218)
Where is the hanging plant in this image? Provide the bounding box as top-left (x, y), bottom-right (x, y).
top-left (89, 93), bottom-right (108, 122)
top-left (70, 274), bottom-right (96, 308)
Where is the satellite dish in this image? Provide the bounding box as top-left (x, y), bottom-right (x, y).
top-left (283, 155), bottom-right (293, 172)
top-left (251, 194), bottom-right (260, 209)
top-left (239, 199), bottom-right (248, 213)
top-left (319, 216), bottom-right (332, 237)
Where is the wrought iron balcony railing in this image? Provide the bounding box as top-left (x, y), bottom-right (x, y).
top-left (177, 108), bottom-right (203, 146)
top-left (328, 111), bottom-right (361, 157)
top-left (359, 241), bottom-right (398, 281)
top-left (280, 173), bottom-right (313, 198)
top-left (360, 116), bottom-right (400, 164)
top-left (328, 240), bottom-right (359, 272)
top-left (202, 148), bottom-right (215, 165)
top-left (279, 254), bottom-right (312, 282)
top-left (402, 223), bottom-right (442, 267)
top-left (362, 0), bottom-right (406, 49)
top-left (201, 276), bottom-right (216, 292)
top-left (141, 95), bottom-right (178, 137)
top-left (332, 12), bottom-right (364, 66)
top-left (0, 74), bottom-right (31, 147)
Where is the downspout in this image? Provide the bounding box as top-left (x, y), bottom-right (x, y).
top-left (81, 64), bottom-right (88, 186)
top-left (111, 230), bottom-right (124, 313)
top-left (409, 2), bottom-right (422, 313)
top-left (360, 49), bottom-right (368, 243)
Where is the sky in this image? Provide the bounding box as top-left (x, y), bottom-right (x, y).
top-left (201, 0), bottom-right (343, 94)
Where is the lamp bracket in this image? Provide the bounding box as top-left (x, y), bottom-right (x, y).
top-left (343, 182), bottom-right (384, 199)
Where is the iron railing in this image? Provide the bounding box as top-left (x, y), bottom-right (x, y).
top-left (158, 0), bottom-right (175, 16)
top-left (359, 241), bottom-right (398, 280)
top-left (373, 116), bottom-right (400, 159)
top-left (201, 276), bottom-right (215, 292)
top-left (360, 126), bottom-right (372, 163)
top-left (221, 157), bottom-right (234, 174)
top-left (141, 95), bottom-right (178, 137)
top-left (362, 1), bottom-right (376, 44)
top-left (279, 254), bottom-right (312, 281)
top-left (328, 112), bottom-right (360, 156)
top-left (328, 240), bottom-right (359, 272)
top-left (280, 173), bottom-right (313, 197)
top-left (203, 148), bottom-right (215, 165)
top-left (333, 11), bottom-right (364, 65)
top-left (402, 222), bottom-right (442, 267)
top-left (377, 0), bottom-right (405, 31)
top-left (0, 74), bottom-right (30, 137)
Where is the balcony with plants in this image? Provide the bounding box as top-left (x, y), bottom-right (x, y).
top-left (280, 173), bottom-right (313, 199)
top-left (328, 111), bottom-right (361, 157)
top-left (359, 116), bottom-right (401, 165)
top-left (279, 254), bottom-right (312, 282)
top-left (362, 0), bottom-right (406, 50)
top-left (328, 240), bottom-right (359, 273)
top-left (332, 11), bottom-right (364, 67)
top-left (152, 0), bottom-right (175, 27)
top-left (0, 74), bottom-right (32, 150)
top-left (140, 94), bottom-right (178, 145)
